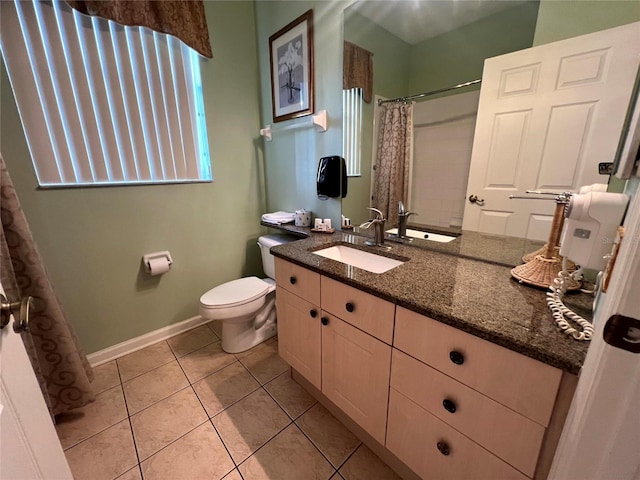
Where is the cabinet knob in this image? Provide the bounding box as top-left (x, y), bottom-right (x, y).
top-left (310, 309), bottom-right (317, 318)
top-left (436, 441), bottom-right (450, 456)
top-left (345, 302), bottom-right (355, 313)
top-left (443, 398), bottom-right (457, 414)
top-left (449, 350), bottom-right (465, 365)
top-left (289, 276), bottom-right (297, 285)
top-left (321, 317), bottom-right (329, 326)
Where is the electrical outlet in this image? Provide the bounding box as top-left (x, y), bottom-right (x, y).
top-left (599, 162), bottom-right (614, 175)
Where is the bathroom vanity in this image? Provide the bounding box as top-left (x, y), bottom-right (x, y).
top-left (270, 230), bottom-right (589, 480)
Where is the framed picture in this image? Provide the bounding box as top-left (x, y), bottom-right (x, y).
top-left (269, 10), bottom-right (314, 123)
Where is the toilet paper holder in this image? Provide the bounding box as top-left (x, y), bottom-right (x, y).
top-left (142, 251), bottom-right (173, 274)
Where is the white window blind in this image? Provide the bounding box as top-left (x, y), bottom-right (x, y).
top-left (342, 87), bottom-right (362, 177)
top-left (0, 0), bottom-right (211, 187)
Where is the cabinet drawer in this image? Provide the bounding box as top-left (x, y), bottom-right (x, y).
top-left (321, 276), bottom-right (395, 344)
top-left (386, 389), bottom-right (528, 480)
top-left (391, 349), bottom-right (544, 477)
top-left (394, 307), bottom-right (562, 427)
top-left (322, 314), bottom-right (391, 445)
top-left (276, 288), bottom-right (321, 389)
top-left (275, 258), bottom-right (320, 305)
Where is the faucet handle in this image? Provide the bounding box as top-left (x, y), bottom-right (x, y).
top-left (400, 211), bottom-right (417, 218)
top-left (367, 207), bottom-right (385, 221)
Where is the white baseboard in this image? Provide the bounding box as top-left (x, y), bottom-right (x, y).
top-left (87, 315), bottom-right (212, 367)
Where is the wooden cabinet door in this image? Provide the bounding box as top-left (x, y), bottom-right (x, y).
top-left (321, 314), bottom-right (391, 444)
top-left (276, 288), bottom-right (321, 389)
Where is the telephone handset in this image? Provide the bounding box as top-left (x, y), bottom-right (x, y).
top-left (548, 187), bottom-right (629, 341)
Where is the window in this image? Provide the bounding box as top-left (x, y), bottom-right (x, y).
top-left (0, 0), bottom-right (211, 187)
top-left (342, 87), bottom-right (362, 177)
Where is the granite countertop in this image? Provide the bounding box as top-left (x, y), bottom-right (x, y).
top-left (261, 221), bottom-right (547, 267)
top-left (268, 228), bottom-right (591, 375)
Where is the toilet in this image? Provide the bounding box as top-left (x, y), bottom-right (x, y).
top-left (199, 234), bottom-right (296, 353)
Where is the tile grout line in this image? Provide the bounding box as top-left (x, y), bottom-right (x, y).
top-left (209, 419), bottom-right (246, 479)
top-left (291, 413), bottom-right (349, 476)
top-left (197, 369), bottom-right (294, 477)
top-left (115, 356), bottom-right (144, 480)
top-left (174, 346), bottom-right (240, 479)
top-left (117, 339), bottom-right (177, 384)
top-left (58, 384), bottom-right (130, 453)
top-left (335, 442), bottom-right (365, 477)
top-left (120, 339), bottom-right (185, 478)
top-left (264, 370), bottom-right (362, 476)
top-left (233, 411), bottom-right (295, 473)
top-left (261, 372), bottom-right (319, 423)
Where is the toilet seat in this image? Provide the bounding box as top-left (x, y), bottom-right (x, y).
top-left (199, 276), bottom-right (273, 309)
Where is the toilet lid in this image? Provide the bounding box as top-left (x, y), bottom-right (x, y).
top-left (200, 276), bottom-right (272, 308)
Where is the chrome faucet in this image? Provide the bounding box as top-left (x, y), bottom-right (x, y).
top-left (359, 208), bottom-right (386, 246)
top-left (397, 201), bottom-right (417, 239)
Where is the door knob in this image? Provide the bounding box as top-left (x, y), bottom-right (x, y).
top-left (1, 294), bottom-right (33, 333)
top-left (468, 194), bottom-right (485, 206)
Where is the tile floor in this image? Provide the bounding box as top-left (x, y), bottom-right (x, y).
top-left (56, 322), bottom-right (403, 480)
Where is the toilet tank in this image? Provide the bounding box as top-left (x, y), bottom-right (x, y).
top-left (257, 234), bottom-right (297, 279)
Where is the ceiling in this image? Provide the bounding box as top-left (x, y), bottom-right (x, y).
top-left (349, 0), bottom-right (535, 45)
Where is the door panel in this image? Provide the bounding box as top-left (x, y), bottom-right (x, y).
top-left (321, 315), bottom-right (391, 444)
top-left (537, 102), bottom-right (596, 188)
top-left (275, 288), bottom-right (321, 389)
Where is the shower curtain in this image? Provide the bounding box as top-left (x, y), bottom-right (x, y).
top-left (372, 102), bottom-right (414, 228)
top-left (0, 154), bottom-right (94, 418)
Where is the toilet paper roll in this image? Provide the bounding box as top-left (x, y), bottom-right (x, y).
top-left (147, 257), bottom-right (171, 276)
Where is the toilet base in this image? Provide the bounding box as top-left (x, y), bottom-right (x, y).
top-left (221, 320), bottom-right (277, 354)
top-left (220, 296), bottom-right (277, 354)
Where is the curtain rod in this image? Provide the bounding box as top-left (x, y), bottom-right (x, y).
top-left (377, 79), bottom-right (482, 105)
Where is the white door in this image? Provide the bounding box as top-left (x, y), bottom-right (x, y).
top-left (0, 281), bottom-right (72, 480)
top-left (463, 22), bottom-right (640, 240)
top-left (548, 181), bottom-right (640, 479)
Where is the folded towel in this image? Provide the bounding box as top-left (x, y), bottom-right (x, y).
top-left (261, 211), bottom-right (295, 224)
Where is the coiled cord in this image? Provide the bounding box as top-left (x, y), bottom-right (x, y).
top-left (546, 259), bottom-right (594, 341)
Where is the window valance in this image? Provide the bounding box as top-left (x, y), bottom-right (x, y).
top-left (65, 0), bottom-right (213, 58)
top-left (343, 41), bottom-right (373, 103)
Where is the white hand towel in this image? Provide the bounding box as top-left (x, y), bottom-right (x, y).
top-left (261, 211), bottom-right (295, 224)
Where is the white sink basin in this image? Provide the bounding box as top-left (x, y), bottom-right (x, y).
top-left (386, 228), bottom-right (457, 243)
top-left (312, 245), bottom-right (405, 274)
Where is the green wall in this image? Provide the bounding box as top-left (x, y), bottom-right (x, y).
top-left (408, 2), bottom-right (539, 97)
top-left (254, 1), bottom-right (348, 228)
top-left (533, 0), bottom-right (640, 46)
top-left (0, 1), bottom-right (266, 354)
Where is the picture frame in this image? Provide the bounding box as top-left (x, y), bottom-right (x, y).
top-left (269, 10), bottom-right (314, 123)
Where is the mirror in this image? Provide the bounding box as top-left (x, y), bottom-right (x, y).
top-left (341, 0), bottom-right (546, 265)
